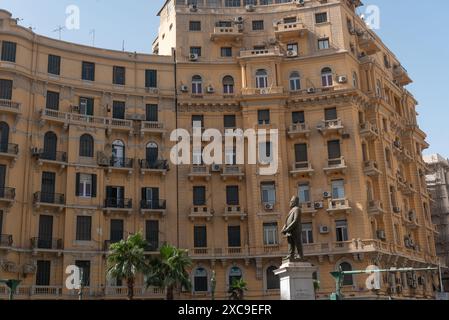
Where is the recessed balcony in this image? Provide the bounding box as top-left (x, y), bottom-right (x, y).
top-left (140, 199), bottom-right (167, 216)
top-left (324, 157), bottom-right (347, 175)
top-left (210, 26), bottom-right (243, 42)
top-left (327, 199), bottom-right (351, 214)
top-left (189, 205), bottom-right (213, 221)
top-left (317, 119), bottom-right (344, 136)
top-left (188, 165), bottom-right (211, 181)
top-left (0, 234), bottom-right (13, 248)
top-left (241, 87), bottom-right (284, 96)
top-left (0, 187), bottom-right (16, 206)
top-left (140, 121), bottom-right (166, 136)
top-left (223, 205), bottom-right (247, 221)
top-left (33, 150), bottom-right (68, 168)
top-left (0, 99), bottom-right (21, 115)
top-left (33, 192), bottom-right (65, 211)
top-left (274, 21), bottom-right (308, 40)
top-left (288, 123), bottom-right (311, 138)
top-left (357, 32), bottom-right (381, 55)
top-left (30, 237), bottom-right (63, 251)
top-left (139, 159), bottom-right (169, 175)
top-left (368, 200), bottom-right (385, 216)
top-left (221, 165), bottom-right (245, 181)
top-left (103, 198), bottom-right (133, 215)
top-left (359, 122), bottom-right (379, 140)
top-left (0, 143), bottom-right (19, 164)
top-left (290, 161), bottom-right (314, 177)
top-left (393, 65), bottom-right (412, 86)
top-left (239, 47), bottom-right (283, 59)
top-left (364, 160), bottom-right (381, 177)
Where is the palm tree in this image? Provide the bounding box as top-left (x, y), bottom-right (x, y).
top-left (146, 244), bottom-right (192, 300)
top-left (228, 279), bottom-right (247, 300)
top-left (106, 233), bottom-right (148, 300)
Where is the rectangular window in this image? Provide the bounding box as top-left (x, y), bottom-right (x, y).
top-left (224, 115), bottom-right (236, 129)
top-left (142, 188), bottom-right (160, 209)
top-left (190, 47), bottom-right (202, 57)
top-left (194, 226), bottom-right (207, 248)
top-left (263, 223), bottom-right (278, 245)
top-left (79, 97), bottom-right (94, 116)
top-left (112, 101), bottom-right (126, 119)
top-left (75, 261), bottom-right (91, 286)
top-left (146, 104), bottom-right (158, 122)
top-left (217, 21), bottom-right (233, 28)
top-left (110, 219), bottom-right (124, 242)
top-left (295, 143), bottom-right (308, 163)
top-left (336, 220), bottom-right (348, 242)
top-left (0, 79), bottom-right (13, 100)
top-left (258, 109), bottom-right (270, 125)
top-left (113, 66), bottom-right (126, 85)
top-left (226, 186), bottom-right (239, 205)
top-left (252, 20), bottom-right (264, 31)
top-left (298, 184), bottom-right (310, 204)
top-left (189, 21), bottom-right (201, 31)
top-left (302, 223), bottom-right (314, 244)
top-left (76, 173), bottom-right (96, 198)
top-left (46, 91), bottom-right (60, 111)
top-left (146, 220), bottom-right (159, 251)
top-left (36, 261), bottom-right (51, 286)
top-left (192, 115), bottom-right (204, 128)
top-left (315, 12), bottom-right (328, 24)
top-left (325, 107), bottom-right (338, 120)
top-left (48, 55), bottom-right (61, 75)
top-left (76, 216), bottom-right (92, 241)
top-left (327, 140), bottom-right (341, 159)
top-left (228, 226), bottom-right (241, 247)
top-left (261, 182), bottom-right (276, 205)
top-left (0, 211), bottom-right (3, 235)
top-left (1, 41), bottom-right (17, 62)
top-left (292, 111), bottom-right (305, 124)
top-left (81, 61), bottom-right (95, 81)
top-left (318, 38), bottom-right (330, 50)
top-left (225, 0), bottom-right (241, 7)
top-left (221, 47), bottom-right (232, 57)
top-left (332, 180), bottom-right (345, 199)
top-left (193, 186), bottom-right (206, 206)
top-left (145, 69), bottom-right (157, 88)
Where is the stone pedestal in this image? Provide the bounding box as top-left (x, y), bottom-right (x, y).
top-left (274, 261), bottom-right (317, 300)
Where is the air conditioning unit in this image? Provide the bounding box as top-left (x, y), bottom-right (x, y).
top-left (264, 203), bottom-right (274, 211)
top-left (337, 75), bottom-right (348, 83)
top-left (319, 226), bottom-right (330, 234)
top-left (189, 53), bottom-right (199, 61)
top-left (206, 86), bottom-right (215, 94)
top-left (181, 85), bottom-right (189, 92)
top-left (189, 4), bottom-right (198, 12)
top-left (377, 230), bottom-right (386, 240)
top-left (211, 164), bottom-right (221, 172)
top-left (245, 4), bottom-right (255, 12)
top-left (314, 201), bottom-right (324, 210)
top-left (286, 50), bottom-right (298, 57)
top-left (323, 191), bottom-right (331, 199)
top-left (234, 16), bottom-right (244, 24)
top-left (307, 87), bottom-right (316, 94)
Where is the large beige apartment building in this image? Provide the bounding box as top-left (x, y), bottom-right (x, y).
top-left (0, 0), bottom-right (441, 300)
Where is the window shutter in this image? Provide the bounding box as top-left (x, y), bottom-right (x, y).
top-left (328, 140), bottom-right (341, 159)
top-left (141, 188), bottom-right (147, 201)
top-left (91, 174), bottom-right (97, 198)
top-left (325, 108), bottom-right (337, 121)
top-left (295, 144), bottom-right (308, 162)
top-left (86, 98), bottom-right (94, 116)
top-left (75, 173), bottom-right (80, 196)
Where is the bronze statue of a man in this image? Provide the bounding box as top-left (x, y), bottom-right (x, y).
top-left (282, 196), bottom-right (305, 262)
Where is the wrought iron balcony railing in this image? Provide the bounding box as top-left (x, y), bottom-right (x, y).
top-left (33, 192), bottom-right (65, 205)
top-left (104, 198), bottom-right (133, 209)
top-left (30, 237), bottom-right (63, 250)
top-left (140, 159), bottom-right (169, 170)
top-left (140, 199), bottom-right (167, 210)
top-left (36, 150), bottom-right (67, 162)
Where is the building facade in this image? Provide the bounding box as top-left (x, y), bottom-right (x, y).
top-left (0, 0), bottom-right (440, 300)
top-left (425, 154), bottom-right (449, 291)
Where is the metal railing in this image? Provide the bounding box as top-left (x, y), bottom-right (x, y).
top-left (30, 237), bottom-right (63, 250)
top-left (109, 157), bottom-right (134, 169)
top-left (0, 187), bottom-right (16, 200)
top-left (104, 198), bottom-right (133, 209)
top-left (33, 192), bottom-right (65, 205)
top-left (0, 234), bottom-right (13, 247)
top-left (0, 143), bottom-right (19, 155)
top-left (140, 159), bottom-right (169, 170)
top-left (140, 199), bottom-right (167, 210)
top-left (36, 149), bottom-right (67, 162)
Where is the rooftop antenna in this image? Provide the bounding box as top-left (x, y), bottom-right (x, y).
top-left (122, 40), bottom-right (125, 52)
top-left (53, 25), bottom-right (65, 40)
top-left (89, 29), bottom-right (96, 47)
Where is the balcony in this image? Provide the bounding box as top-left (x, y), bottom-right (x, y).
top-left (241, 87), bottom-right (284, 96)
top-left (300, 202), bottom-right (318, 216)
top-left (139, 159), bottom-right (169, 175)
top-left (327, 199), bottom-right (351, 214)
top-left (0, 143), bottom-right (19, 164)
top-left (0, 99), bottom-right (21, 115)
top-left (357, 32), bottom-right (381, 55)
top-left (0, 234), bottom-right (13, 248)
top-left (105, 286), bottom-right (165, 299)
top-left (239, 47), bottom-right (283, 59)
top-left (33, 192), bottom-right (65, 211)
top-left (140, 121), bottom-right (166, 136)
top-left (189, 206), bottom-right (213, 221)
top-left (221, 165), bottom-right (244, 181)
top-left (359, 122), bottom-right (379, 140)
top-left (393, 65), bottom-right (412, 86)
top-left (140, 199), bottom-right (167, 215)
top-left (223, 205), bottom-right (247, 221)
top-left (34, 150), bottom-right (68, 168)
top-left (290, 161), bottom-right (314, 177)
top-left (274, 21), bottom-right (308, 40)
top-left (324, 157), bottom-right (347, 175)
top-left (210, 26), bottom-right (243, 42)
top-left (99, 157), bottom-right (134, 175)
top-left (30, 237), bottom-right (63, 251)
top-left (106, 118), bottom-right (134, 135)
top-left (0, 187), bottom-right (15, 206)
top-left (363, 160), bottom-right (381, 177)
top-left (103, 198), bottom-right (133, 214)
top-left (31, 286), bottom-right (63, 297)
top-left (317, 119), bottom-right (344, 136)
top-left (188, 165), bottom-right (211, 181)
top-left (288, 123), bottom-right (311, 138)
top-left (368, 200), bottom-right (385, 216)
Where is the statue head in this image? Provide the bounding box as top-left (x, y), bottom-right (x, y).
top-left (290, 196), bottom-right (299, 208)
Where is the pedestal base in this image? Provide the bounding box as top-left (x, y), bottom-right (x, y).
top-left (274, 261), bottom-right (317, 300)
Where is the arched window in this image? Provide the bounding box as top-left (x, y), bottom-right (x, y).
top-left (321, 67), bottom-right (333, 87)
top-left (146, 142), bottom-right (159, 167)
top-left (339, 262), bottom-right (354, 286)
top-left (289, 72), bottom-right (301, 91)
top-left (79, 134), bottom-right (94, 158)
top-left (223, 76), bottom-right (235, 94)
top-left (194, 267), bottom-right (208, 292)
top-left (256, 69), bottom-right (268, 89)
top-left (352, 71), bottom-right (358, 88)
top-left (229, 266), bottom-right (242, 286)
top-left (112, 140), bottom-right (125, 167)
top-left (192, 75), bottom-right (203, 94)
top-left (43, 131), bottom-right (58, 160)
top-left (266, 266), bottom-right (280, 290)
top-left (0, 122), bottom-right (10, 153)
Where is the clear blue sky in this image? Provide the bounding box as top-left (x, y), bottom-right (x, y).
top-left (1, 0), bottom-right (447, 156)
